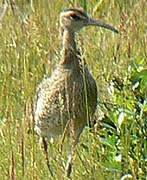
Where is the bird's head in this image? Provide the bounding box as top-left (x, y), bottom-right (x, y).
top-left (60, 8), bottom-right (119, 35)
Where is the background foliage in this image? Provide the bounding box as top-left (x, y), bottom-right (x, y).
top-left (0, 0), bottom-right (146, 179)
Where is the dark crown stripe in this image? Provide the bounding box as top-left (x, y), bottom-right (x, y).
top-left (63, 8), bottom-right (88, 18)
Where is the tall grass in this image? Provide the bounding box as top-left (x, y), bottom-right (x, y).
top-left (0, 0), bottom-right (146, 179)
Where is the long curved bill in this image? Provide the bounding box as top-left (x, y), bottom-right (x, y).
top-left (88, 18), bottom-right (119, 34)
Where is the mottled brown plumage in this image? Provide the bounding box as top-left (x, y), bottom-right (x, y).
top-left (35, 8), bottom-right (119, 144)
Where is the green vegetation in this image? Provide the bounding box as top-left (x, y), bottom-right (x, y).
top-left (0, 0), bottom-right (146, 179)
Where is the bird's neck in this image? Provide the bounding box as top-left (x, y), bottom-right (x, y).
top-left (62, 29), bottom-right (77, 51)
top-left (60, 29), bottom-right (80, 67)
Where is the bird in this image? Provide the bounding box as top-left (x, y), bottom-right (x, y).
top-left (34, 8), bottom-right (119, 176)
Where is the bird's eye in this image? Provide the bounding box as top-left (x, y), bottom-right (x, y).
top-left (70, 14), bottom-right (81, 21)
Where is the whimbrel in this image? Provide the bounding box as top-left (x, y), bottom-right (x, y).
top-left (35, 8), bottom-right (119, 176)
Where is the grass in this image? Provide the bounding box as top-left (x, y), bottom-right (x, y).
top-left (0, 0), bottom-right (146, 179)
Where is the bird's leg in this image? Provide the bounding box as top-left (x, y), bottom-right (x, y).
top-left (65, 118), bottom-right (78, 178)
top-left (42, 137), bottom-right (53, 177)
